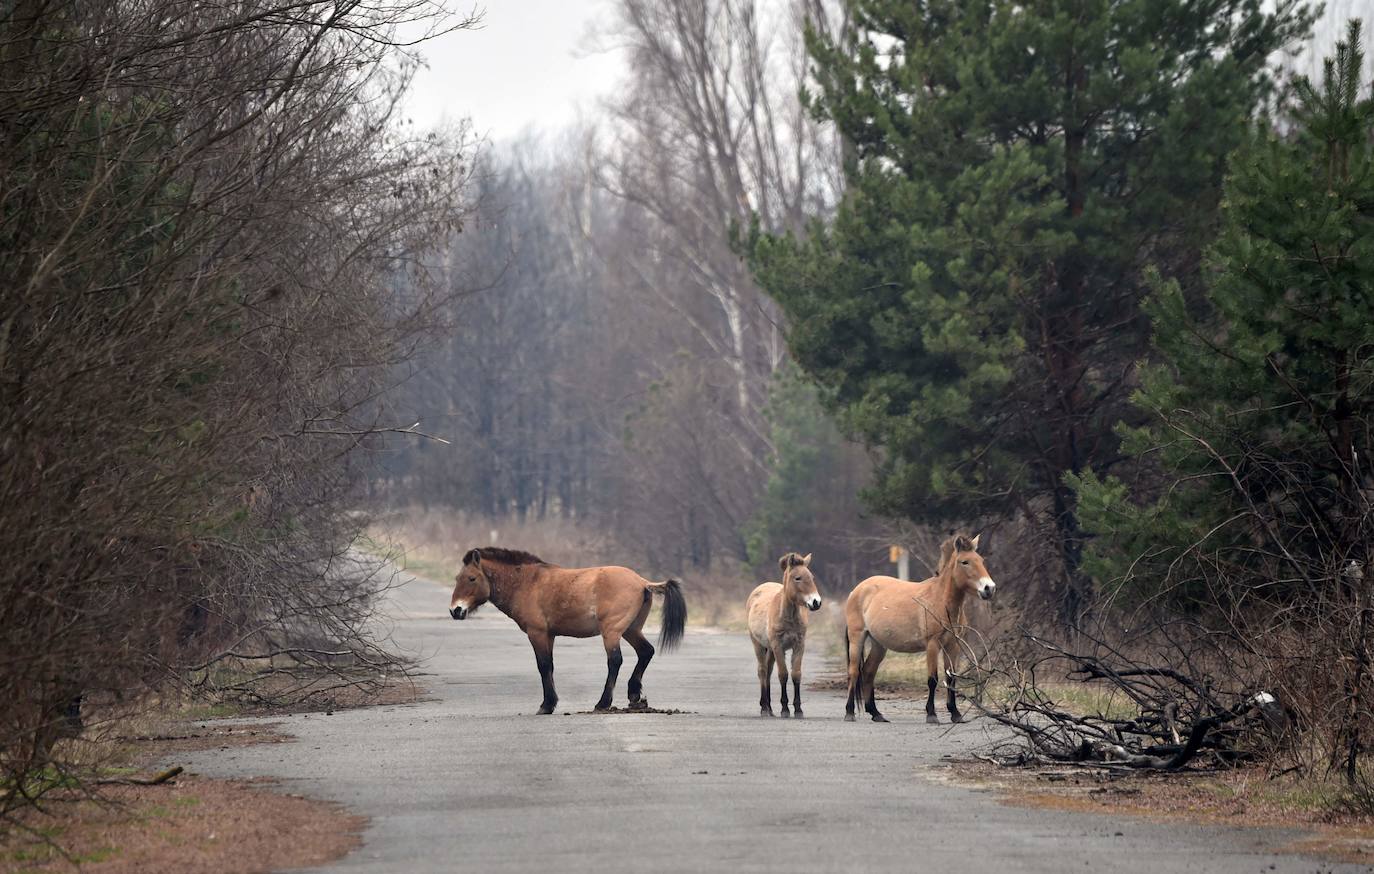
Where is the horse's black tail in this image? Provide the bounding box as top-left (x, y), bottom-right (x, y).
top-left (655, 579), bottom-right (687, 653)
top-left (844, 626), bottom-right (853, 710)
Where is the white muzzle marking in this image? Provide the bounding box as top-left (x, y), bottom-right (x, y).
top-left (805, 595), bottom-right (822, 611)
top-left (977, 577), bottom-right (996, 600)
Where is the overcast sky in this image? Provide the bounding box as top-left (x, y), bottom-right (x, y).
top-left (401, 1), bottom-right (625, 143)
top-left (397, 0), bottom-right (1368, 143)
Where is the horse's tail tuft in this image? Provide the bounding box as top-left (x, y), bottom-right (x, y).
top-left (652, 579), bottom-right (687, 653)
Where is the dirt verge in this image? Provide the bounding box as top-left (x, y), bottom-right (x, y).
top-left (2, 774), bottom-right (363, 874)
top-left (943, 759), bottom-right (1374, 866)
top-left (2, 677), bottom-right (427, 873)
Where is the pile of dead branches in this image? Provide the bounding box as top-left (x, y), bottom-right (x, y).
top-left (974, 625), bottom-right (1289, 772)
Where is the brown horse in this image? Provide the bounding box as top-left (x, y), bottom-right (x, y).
top-left (843, 534), bottom-right (996, 724)
top-left (746, 552), bottom-right (822, 717)
top-left (449, 547), bottom-right (687, 714)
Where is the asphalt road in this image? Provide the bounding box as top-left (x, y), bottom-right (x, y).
top-left (177, 571), bottom-right (1367, 873)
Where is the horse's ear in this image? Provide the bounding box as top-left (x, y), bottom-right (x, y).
top-left (802, 553), bottom-right (812, 567)
top-left (938, 537), bottom-right (955, 570)
top-left (463, 548), bottom-right (482, 567)
top-left (954, 533), bottom-right (973, 552)
top-left (779, 553), bottom-right (799, 571)
top-left (970, 533), bottom-right (981, 551)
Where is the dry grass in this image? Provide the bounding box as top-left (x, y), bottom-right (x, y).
top-left (365, 508), bottom-right (625, 583)
top-left (368, 508), bottom-right (784, 633)
top-left (809, 623), bottom-right (1140, 723)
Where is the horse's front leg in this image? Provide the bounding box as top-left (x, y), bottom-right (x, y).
top-left (773, 644), bottom-right (791, 717)
top-left (527, 630), bottom-right (558, 715)
top-left (789, 641), bottom-right (805, 718)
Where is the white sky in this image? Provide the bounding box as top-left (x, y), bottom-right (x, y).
top-left (400, 1), bottom-right (626, 143)
top-left (396, 0), bottom-right (1368, 142)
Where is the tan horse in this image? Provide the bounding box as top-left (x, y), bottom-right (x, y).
top-left (449, 547), bottom-right (687, 714)
top-left (843, 534), bottom-right (996, 724)
top-left (746, 552), bottom-right (822, 717)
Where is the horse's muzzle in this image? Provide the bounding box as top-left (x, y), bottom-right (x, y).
top-left (450, 607), bottom-right (468, 620)
top-left (807, 597), bottom-right (822, 612)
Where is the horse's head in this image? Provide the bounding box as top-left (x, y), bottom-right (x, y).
top-left (780, 552), bottom-right (821, 611)
top-left (942, 533), bottom-right (996, 601)
top-left (450, 548), bottom-right (491, 620)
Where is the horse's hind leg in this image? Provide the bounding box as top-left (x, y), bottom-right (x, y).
top-left (624, 595), bottom-right (655, 709)
top-left (942, 639), bottom-right (963, 723)
top-left (862, 641), bottom-right (889, 723)
top-left (595, 630), bottom-right (624, 712)
top-left (925, 638), bottom-right (941, 724)
top-left (774, 645), bottom-right (791, 717)
top-left (845, 628), bottom-right (865, 722)
top-left (754, 641), bottom-right (774, 717)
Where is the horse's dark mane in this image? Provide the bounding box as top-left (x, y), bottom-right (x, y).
top-left (479, 547), bottom-right (549, 567)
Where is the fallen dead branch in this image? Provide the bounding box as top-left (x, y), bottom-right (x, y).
top-left (96, 766), bottom-right (184, 786)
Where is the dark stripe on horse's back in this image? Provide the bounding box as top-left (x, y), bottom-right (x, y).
top-left (479, 547), bottom-right (549, 566)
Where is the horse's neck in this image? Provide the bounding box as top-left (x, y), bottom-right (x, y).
top-left (777, 583), bottom-right (800, 623)
top-left (933, 570), bottom-right (967, 624)
top-left (486, 564), bottom-right (532, 615)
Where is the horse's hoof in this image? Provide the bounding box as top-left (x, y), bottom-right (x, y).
top-left (844, 712), bottom-right (856, 722)
top-left (537, 705), bottom-right (556, 715)
top-left (593, 704), bottom-right (612, 713)
top-left (871, 713), bottom-right (889, 723)
top-left (949, 712), bottom-right (964, 724)
top-left (793, 710), bottom-right (804, 719)
top-left (628, 699), bottom-right (648, 711)
top-left (760, 709), bottom-right (774, 717)
top-left (780, 709), bottom-right (791, 718)
top-left (925, 713), bottom-right (940, 724)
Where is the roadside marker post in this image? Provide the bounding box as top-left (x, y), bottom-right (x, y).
top-left (889, 545), bottom-right (909, 581)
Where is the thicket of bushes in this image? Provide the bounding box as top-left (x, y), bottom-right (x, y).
top-left (1, 0), bottom-right (472, 815)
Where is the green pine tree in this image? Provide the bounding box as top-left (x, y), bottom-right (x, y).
top-left (1072, 19), bottom-right (1374, 606)
top-left (746, 0), bottom-right (1312, 620)
top-left (744, 366), bottom-right (871, 574)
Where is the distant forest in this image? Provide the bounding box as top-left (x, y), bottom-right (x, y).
top-left (375, 0), bottom-right (1370, 602)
